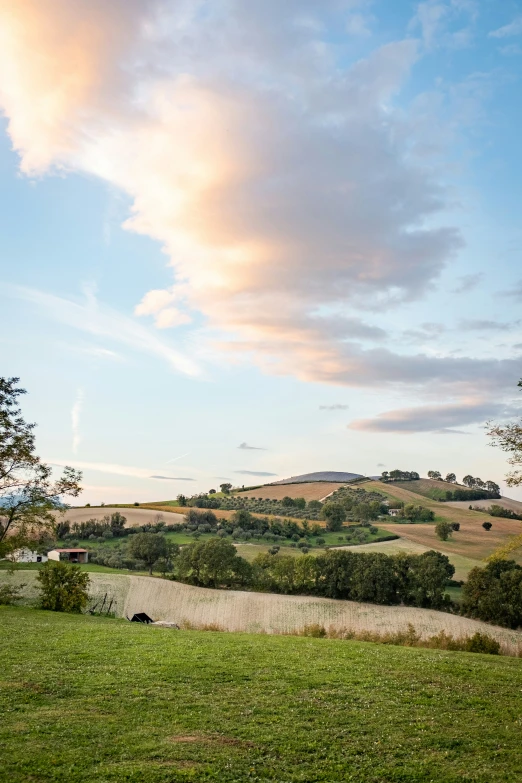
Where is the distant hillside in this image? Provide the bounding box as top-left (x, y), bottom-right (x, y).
top-left (269, 471), bottom-right (364, 485)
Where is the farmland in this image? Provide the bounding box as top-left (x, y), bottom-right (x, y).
top-left (237, 481), bottom-right (347, 501)
top-left (3, 570), bottom-right (522, 651)
top-left (2, 607), bottom-right (522, 782)
top-left (56, 506), bottom-right (186, 527)
top-left (448, 496), bottom-right (522, 514)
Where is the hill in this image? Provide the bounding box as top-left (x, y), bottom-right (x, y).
top-left (269, 470), bottom-right (363, 484)
top-left (4, 571), bottom-right (522, 652)
top-left (238, 481), bottom-right (347, 501)
top-left (447, 496), bottom-right (522, 514)
top-left (2, 607), bottom-right (522, 782)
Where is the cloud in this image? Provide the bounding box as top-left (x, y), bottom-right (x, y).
top-left (459, 319), bottom-right (519, 332)
top-left (238, 442), bottom-right (266, 450)
top-left (4, 283), bottom-right (199, 376)
top-left (500, 280), bottom-right (522, 301)
top-left (489, 17), bottom-right (522, 39)
top-left (410, 1), bottom-right (476, 50)
top-left (0, 1), bottom-right (468, 391)
top-left (149, 475), bottom-right (195, 481)
top-left (377, 463), bottom-right (385, 467)
top-left (71, 388), bottom-right (84, 454)
top-left (319, 404), bottom-right (349, 410)
top-left (348, 400), bottom-right (514, 434)
top-left (451, 273), bottom-right (483, 294)
top-left (234, 470), bottom-right (278, 476)
top-left (48, 458), bottom-right (195, 481)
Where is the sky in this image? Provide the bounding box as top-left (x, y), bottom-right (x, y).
top-left (0, 0), bottom-right (521, 503)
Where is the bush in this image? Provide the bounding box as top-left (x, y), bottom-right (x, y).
top-left (37, 562), bottom-right (90, 613)
top-left (482, 521), bottom-right (492, 531)
top-left (435, 521), bottom-right (453, 541)
top-left (464, 632), bottom-right (500, 655)
top-left (0, 583), bottom-right (26, 605)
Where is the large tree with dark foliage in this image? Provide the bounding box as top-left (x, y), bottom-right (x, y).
top-left (0, 377), bottom-right (82, 556)
top-left (462, 560), bottom-right (522, 629)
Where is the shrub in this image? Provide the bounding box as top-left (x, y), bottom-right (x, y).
top-left (0, 583), bottom-right (26, 605)
top-left (482, 521), bottom-right (492, 531)
top-left (301, 624), bottom-right (327, 638)
top-left (464, 632), bottom-right (500, 655)
top-left (37, 562), bottom-right (90, 613)
top-left (435, 521), bottom-right (453, 541)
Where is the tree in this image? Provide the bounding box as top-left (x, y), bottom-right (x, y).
top-left (0, 378), bottom-right (82, 557)
top-left (321, 502), bottom-right (346, 531)
top-left (176, 494), bottom-right (187, 506)
top-left (208, 488), bottom-right (216, 494)
top-left (435, 521), bottom-right (453, 541)
top-left (220, 483), bottom-right (232, 494)
top-left (37, 561), bottom-right (90, 613)
top-left (462, 560), bottom-right (522, 628)
top-left (177, 538), bottom-right (251, 588)
top-left (445, 473), bottom-right (456, 483)
top-left (109, 512), bottom-right (126, 536)
top-left (281, 496), bottom-right (295, 507)
top-left (308, 500), bottom-right (322, 512)
top-left (486, 480), bottom-right (500, 495)
top-left (451, 522), bottom-right (460, 531)
top-left (427, 470), bottom-right (442, 480)
top-left (128, 532), bottom-right (168, 575)
top-left (462, 475), bottom-right (475, 488)
top-left (487, 381), bottom-right (522, 487)
top-left (482, 521), bottom-right (493, 531)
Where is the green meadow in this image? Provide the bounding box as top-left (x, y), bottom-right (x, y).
top-left (1, 607), bottom-right (522, 782)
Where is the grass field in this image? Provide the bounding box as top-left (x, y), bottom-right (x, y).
top-left (2, 607), bottom-right (522, 782)
top-left (447, 497), bottom-right (522, 514)
top-left (3, 571), bottom-right (521, 651)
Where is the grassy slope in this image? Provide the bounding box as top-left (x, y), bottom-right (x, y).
top-left (365, 481), bottom-right (522, 566)
top-left (2, 608), bottom-right (522, 783)
top-left (238, 482), bottom-right (347, 501)
top-left (5, 572), bottom-right (522, 651)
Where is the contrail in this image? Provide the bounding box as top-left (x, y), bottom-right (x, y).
top-left (165, 452), bottom-right (191, 464)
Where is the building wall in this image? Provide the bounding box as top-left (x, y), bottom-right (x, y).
top-left (8, 549), bottom-right (48, 563)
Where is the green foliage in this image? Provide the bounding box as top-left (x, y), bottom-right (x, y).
top-left (489, 505), bottom-right (522, 520)
top-left (321, 502), bottom-right (346, 531)
top-left (462, 560), bottom-right (522, 629)
top-left (435, 521), bottom-right (453, 541)
top-left (36, 562), bottom-right (90, 613)
top-left (401, 504), bottom-right (435, 523)
top-left (127, 533), bottom-right (170, 575)
top-left (482, 521), bottom-right (493, 531)
top-left (0, 377), bottom-right (82, 557)
top-left (0, 582), bottom-right (26, 605)
top-left (220, 483), bottom-right (232, 494)
top-left (176, 538), bottom-right (251, 588)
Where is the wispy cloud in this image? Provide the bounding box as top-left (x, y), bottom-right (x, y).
top-left (348, 400), bottom-right (516, 434)
top-left (234, 470), bottom-right (278, 477)
top-left (459, 319), bottom-right (520, 332)
top-left (71, 388), bottom-right (84, 455)
top-left (149, 475), bottom-right (195, 481)
top-left (451, 273), bottom-right (483, 294)
top-left (319, 404), bottom-right (349, 410)
top-left (489, 17), bottom-right (522, 38)
top-left (4, 283), bottom-right (200, 377)
top-left (48, 458), bottom-right (195, 481)
top-left (238, 442), bottom-right (266, 450)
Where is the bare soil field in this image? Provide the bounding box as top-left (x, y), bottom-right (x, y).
top-left (4, 571), bottom-right (521, 652)
top-left (447, 496), bottom-right (522, 514)
top-left (238, 482), bottom-right (347, 501)
top-left (56, 506), bottom-right (186, 527)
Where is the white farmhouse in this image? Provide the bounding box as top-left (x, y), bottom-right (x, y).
top-left (7, 548), bottom-right (48, 564)
top-left (387, 508), bottom-right (402, 518)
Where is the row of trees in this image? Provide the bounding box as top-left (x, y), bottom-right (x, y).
top-left (381, 470), bottom-right (420, 482)
top-left (172, 538), bottom-right (454, 610)
top-left (427, 470), bottom-right (500, 494)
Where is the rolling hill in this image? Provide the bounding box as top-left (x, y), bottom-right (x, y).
top-left (268, 470), bottom-right (364, 484)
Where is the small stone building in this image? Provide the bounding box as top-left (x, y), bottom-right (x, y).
top-left (7, 548), bottom-right (48, 564)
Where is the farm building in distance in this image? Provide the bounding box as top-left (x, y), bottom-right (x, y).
top-left (7, 548), bottom-right (48, 564)
top-left (48, 548), bottom-right (89, 564)
top-left (387, 509), bottom-right (402, 517)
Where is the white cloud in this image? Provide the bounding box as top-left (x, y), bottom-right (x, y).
top-left (71, 388), bottom-right (84, 454)
top-left (4, 283), bottom-right (200, 376)
top-left (489, 17), bottom-right (522, 39)
top-left (48, 458), bottom-right (195, 481)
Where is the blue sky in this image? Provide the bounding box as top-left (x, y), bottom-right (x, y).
top-left (0, 0), bottom-right (521, 502)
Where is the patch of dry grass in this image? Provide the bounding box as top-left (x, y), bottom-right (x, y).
top-left (238, 482), bottom-right (347, 501)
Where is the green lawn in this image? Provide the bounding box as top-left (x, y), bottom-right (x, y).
top-left (1, 608), bottom-right (522, 782)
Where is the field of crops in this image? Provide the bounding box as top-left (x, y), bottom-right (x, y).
top-left (56, 506), bottom-right (186, 527)
top-left (238, 481), bottom-right (346, 501)
top-left (448, 497), bottom-right (522, 513)
top-left (3, 571), bottom-right (521, 652)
